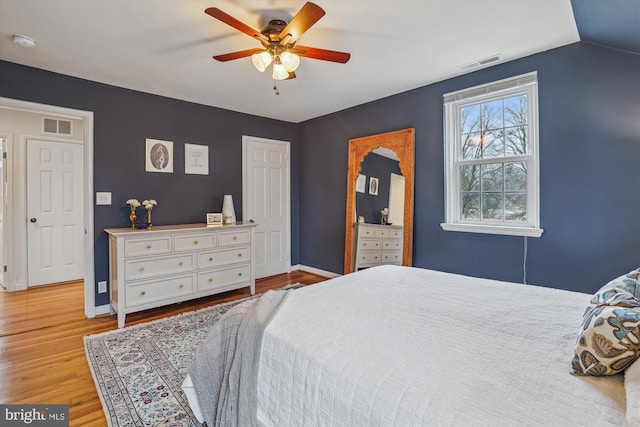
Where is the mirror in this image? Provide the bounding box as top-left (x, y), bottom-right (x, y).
top-left (344, 128), bottom-right (415, 274)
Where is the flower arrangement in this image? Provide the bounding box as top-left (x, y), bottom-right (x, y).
top-left (126, 199), bottom-right (141, 210)
top-left (126, 199), bottom-right (140, 228)
top-left (143, 199), bottom-right (157, 228)
top-left (142, 199), bottom-right (157, 210)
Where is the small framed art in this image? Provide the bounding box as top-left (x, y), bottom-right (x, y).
top-left (146, 138), bottom-right (173, 173)
top-left (185, 143), bottom-right (209, 175)
top-left (206, 213), bottom-right (223, 226)
top-left (369, 177), bottom-right (379, 195)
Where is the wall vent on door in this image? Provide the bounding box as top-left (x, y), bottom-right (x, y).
top-left (42, 117), bottom-right (73, 136)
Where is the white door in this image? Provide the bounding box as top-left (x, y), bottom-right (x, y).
top-left (27, 139), bottom-right (84, 286)
top-left (243, 136), bottom-right (290, 279)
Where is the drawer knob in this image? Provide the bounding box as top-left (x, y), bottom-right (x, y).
top-left (178, 261), bottom-right (183, 266)
top-left (238, 272), bottom-right (243, 277)
top-left (233, 236), bottom-right (237, 240)
top-left (363, 243), bottom-right (367, 247)
top-left (208, 278), bottom-right (213, 283)
top-left (209, 257), bottom-right (213, 262)
top-left (140, 291), bottom-right (146, 296)
top-left (194, 240), bottom-right (199, 245)
top-left (179, 284), bottom-right (184, 289)
top-left (238, 253), bottom-right (242, 257)
top-left (139, 267), bottom-right (145, 272)
top-left (146, 245), bottom-right (152, 249)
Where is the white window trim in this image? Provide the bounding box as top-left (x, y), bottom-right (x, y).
top-left (441, 72), bottom-right (543, 238)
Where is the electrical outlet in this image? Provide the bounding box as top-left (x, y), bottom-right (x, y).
top-left (98, 281), bottom-right (107, 293)
top-left (96, 192), bottom-right (112, 205)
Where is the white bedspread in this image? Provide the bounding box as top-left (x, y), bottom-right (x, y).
top-left (256, 265), bottom-right (628, 426)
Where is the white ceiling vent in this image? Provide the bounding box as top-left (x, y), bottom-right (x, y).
top-left (42, 117), bottom-right (73, 136)
top-left (457, 54), bottom-right (504, 72)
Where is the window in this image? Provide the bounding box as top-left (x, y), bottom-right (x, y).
top-left (441, 72), bottom-right (542, 237)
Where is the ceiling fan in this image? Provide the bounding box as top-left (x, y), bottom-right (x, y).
top-left (205, 2), bottom-right (351, 81)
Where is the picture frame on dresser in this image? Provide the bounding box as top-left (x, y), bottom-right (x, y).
top-left (206, 213), bottom-right (223, 226)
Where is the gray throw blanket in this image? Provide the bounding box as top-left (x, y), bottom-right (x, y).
top-left (187, 289), bottom-right (292, 427)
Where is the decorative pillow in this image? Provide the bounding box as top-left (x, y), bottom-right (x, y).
top-left (592, 267), bottom-right (640, 304)
top-left (571, 267), bottom-right (640, 376)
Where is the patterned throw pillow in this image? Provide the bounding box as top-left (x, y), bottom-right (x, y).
top-left (571, 268), bottom-right (640, 376)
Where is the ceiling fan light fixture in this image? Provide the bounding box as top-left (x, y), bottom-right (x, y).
top-left (272, 58), bottom-right (289, 80)
top-left (280, 51), bottom-right (300, 72)
top-left (251, 50), bottom-right (272, 72)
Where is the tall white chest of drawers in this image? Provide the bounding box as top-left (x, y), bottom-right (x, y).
top-left (105, 222), bottom-right (256, 328)
top-left (353, 223), bottom-right (404, 271)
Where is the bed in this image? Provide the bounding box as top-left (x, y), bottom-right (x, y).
top-left (182, 265), bottom-right (639, 426)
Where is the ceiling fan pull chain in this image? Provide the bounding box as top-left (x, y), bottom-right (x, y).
top-left (273, 82), bottom-right (280, 95)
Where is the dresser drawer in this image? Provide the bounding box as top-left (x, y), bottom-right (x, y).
top-left (381, 240), bottom-right (402, 250)
top-left (358, 239), bottom-right (381, 251)
top-left (124, 253), bottom-right (195, 281)
top-left (219, 230), bottom-right (250, 247)
top-left (198, 264), bottom-right (251, 291)
top-left (174, 233), bottom-right (217, 252)
top-left (381, 251), bottom-right (402, 264)
top-left (359, 227), bottom-right (376, 238)
top-left (124, 236), bottom-right (171, 257)
top-left (126, 275), bottom-right (194, 307)
top-left (198, 247), bottom-right (250, 269)
top-left (357, 252), bottom-right (381, 266)
top-left (375, 228), bottom-right (402, 239)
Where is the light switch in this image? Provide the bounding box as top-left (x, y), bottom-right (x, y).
top-left (96, 192), bottom-right (112, 205)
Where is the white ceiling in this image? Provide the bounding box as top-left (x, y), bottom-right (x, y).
top-left (0, 0), bottom-right (580, 123)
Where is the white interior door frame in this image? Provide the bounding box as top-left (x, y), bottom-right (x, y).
top-left (0, 97), bottom-right (95, 318)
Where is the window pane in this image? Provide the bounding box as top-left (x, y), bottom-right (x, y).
top-left (505, 193), bottom-right (527, 221)
top-left (462, 132), bottom-right (483, 159)
top-left (504, 95), bottom-right (527, 128)
top-left (461, 193), bottom-right (480, 219)
top-left (505, 162), bottom-right (526, 191)
top-left (481, 163), bottom-right (503, 192)
top-left (460, 104), bottom-right (480, 135)
top-left (482, 129), bottom-right (504, 158)
top-left (482, 193), bottom-right (503, 220)
top-left (505, 126), bottom-right (527, 156)
top-left (481, 99), bottom-right (503, 131)
top-left (461, 165), bottom-right (480, 191)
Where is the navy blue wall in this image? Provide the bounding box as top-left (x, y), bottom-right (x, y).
top-left (1, 41), bottom-right (638, 302)
top-left (0, 61), bottom-right (299, 305)
top-left (298, 42), bottom-right (640, 293)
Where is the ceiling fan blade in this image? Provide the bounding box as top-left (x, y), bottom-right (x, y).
top-left (286, 72), bottom-right (296, 80)
top-left (205, 7), bottom-right (268, 42)
top-left (278, 2), bottom-right (325, 45)
top-left (213, 48), bottom-right (262, 62)
top-left (293, 45), bottom-right (351, 63)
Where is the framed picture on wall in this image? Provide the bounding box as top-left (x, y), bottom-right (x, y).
top-left (185, 143), bottom-right (209, 175)
top-left (145, 138), bottom-right (173, 173)
top-left (369, 177), bottom-right (379, 195)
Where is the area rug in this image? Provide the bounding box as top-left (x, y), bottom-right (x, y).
top-left (85, 286), bottom-right (299, 427)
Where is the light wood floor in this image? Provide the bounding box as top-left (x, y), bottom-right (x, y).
top-left (0, 270), bottom-right (329, 426)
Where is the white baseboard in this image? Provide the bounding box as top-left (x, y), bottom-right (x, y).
top-left (292, 264), bottom-right (341, 279)
top-left (94, 304), bottom-right (112, 316)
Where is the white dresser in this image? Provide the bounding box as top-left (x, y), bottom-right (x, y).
top-left (105, 222), bottom-right (256, 328)
top-left (353, 223), bottom-right (403, 270)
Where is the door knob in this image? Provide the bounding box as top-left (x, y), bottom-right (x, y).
top-left (30, 218), bottom-right (37, 223)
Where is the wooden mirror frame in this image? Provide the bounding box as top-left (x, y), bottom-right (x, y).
top-left (344, 128), bottom-right (415, 274)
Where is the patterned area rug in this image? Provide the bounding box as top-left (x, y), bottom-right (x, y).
top-left (84, 286), bottom-right (298, 427)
